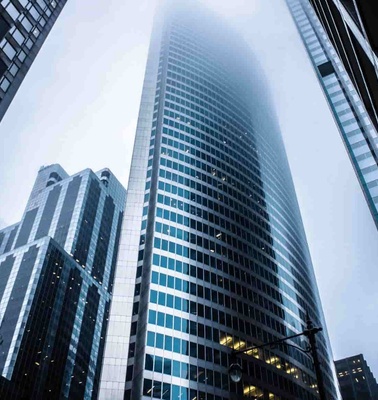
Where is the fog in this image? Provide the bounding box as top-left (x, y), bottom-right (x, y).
top-left (0, 0), bottom-right (377, 375)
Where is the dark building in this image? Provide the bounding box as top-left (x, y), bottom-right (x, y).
top-left (0, 0), bottom-right (67, 122)
top-left (308, 0), bottom-right (378, 130)
top-left (335, 354), bottom-right (378, 400)
top-left (0, 164), bottom-right (126, 399)
top-left (286, 0), bottom-right (378, 229)
top-left (98, 2), bottom-right (340, 399)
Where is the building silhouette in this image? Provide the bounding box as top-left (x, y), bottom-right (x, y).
top-left (0, 164), bottom-right (126, 399)
top-left (0, 0), bottom-right (67, 122)
top-left (286, 0), bottom-right (378, 229)
top-left (99, 2), bottom-right (340, 399)
top-left (335, 354), bottom-right (378, 400)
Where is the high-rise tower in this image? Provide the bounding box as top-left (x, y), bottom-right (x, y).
top-left (0, 164), bottom-right (126, 399)
top-left (335, 354), bottom-right (378, 400)
top-left (99, 2), bottom-right (340, 399)
top-left (0, 0), bottom-right (67, 122)
top-left (285, 0), bottom-right (378, 229)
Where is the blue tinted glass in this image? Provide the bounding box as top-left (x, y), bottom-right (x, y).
top-left (156, 333), bottom-right (164, 349)
top-left (157, 312), bottom-right (165, 327)
top-left (174, 297), bottom-right (181, 310)
top-left (163, 358), bottom-right (172, 375)
top-left (173, 337), bottom-right (181, 353)
top-left (159, 273), bottom-right (167, 286)
top-left (174, 316), bottom-right (181, 331)
top-left (150, 290), bottom-right (157, 304)
top-left (165, 335), bottom-right (172, 351)
top-left (152, 271), bottom-right (159, 284)
top-left (166, 313), bottom-right (173, 329)
top-left (166, 294), bottom-right (174, 307)
top-left (167, 276), bottom-right (174, 288)
top-left (172, 361), bottom-right (180, 377)
top-left (158, 292), bottom-right (166, 306)
top-left (148, 310), bottom-right (156, 324)
top-left (147, 331), bottom-right (155, 346)
top-left (155, 356), bottom-right (163, 373)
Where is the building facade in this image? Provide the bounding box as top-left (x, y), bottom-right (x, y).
top-left (0, 164), bottom-right (126, 399)
top-left (285, 0), bottom-right (378, 229)
top-left (99, 2), bottom-right (340, 400)
top-left (0, 0), bottom-right (67, 122)
top-left (335, 354), bottom-right (378, 400)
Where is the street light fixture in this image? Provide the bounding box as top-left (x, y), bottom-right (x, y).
top-left (227, 316), bottom-right (326, 400)
top-left (228, 363), bottom-right (243, 383)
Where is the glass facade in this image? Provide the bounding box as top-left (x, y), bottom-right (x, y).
top-left (286, 0), bottom-right (378, 229)
top-left (99, 2), bottom-right (340, 400)
top-left (0, 0), bottom-right (67, 121)
top-left (0, 164), bottom-right (126, 399)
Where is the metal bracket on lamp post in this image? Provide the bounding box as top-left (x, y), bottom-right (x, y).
top-left (228, 317), bottom-right (326, 400)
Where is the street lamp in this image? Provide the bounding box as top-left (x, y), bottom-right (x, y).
top-left (228, 363), bottom-right (243, 383)
top-left (227, 316), bottom-right (327, 400)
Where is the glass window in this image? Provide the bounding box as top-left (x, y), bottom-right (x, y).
top-left (156, 333), bottom-right (164, 349)
top-left (0, 77), bottom-right (10, 91)
top-left (12, 29), bottom-right (24, 45)
top-left (20, 16), bottom-right (33, 31)
top-left (172, 361), bottom-right (180, 377)
top-left (3, 42), bottom-right (16, 59)
top-left (173, 337), bottom-right (180, 353)
top-left (164, 335), bottom-right (172, 351)
top-left (147, 331), bottom-right (155, 347)
top-left (6, 3), bottom-right (19, 20)
top-left (166, 313), bottom-right (173, 328)
top-left (28, 6), bottom-right (39, 19)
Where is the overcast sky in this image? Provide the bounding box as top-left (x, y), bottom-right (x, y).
top-left (0, 0), bottom-right (377, 376)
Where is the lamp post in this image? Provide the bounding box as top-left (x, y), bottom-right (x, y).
top-left (228, 317), bottom-right (327, 400)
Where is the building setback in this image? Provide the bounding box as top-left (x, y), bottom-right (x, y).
top-left (0, 164), bottom-right (126, 399)
top-left (0, 0), bottom-right (67, 122)
top-left (335, 354), bottom-right (378, 400)
top-left (285, 0), bottom-right (378, 228)
top-left (99, 2), bottom-right (340, 399)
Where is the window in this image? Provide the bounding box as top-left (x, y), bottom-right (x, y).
top-left (6, 3), bottom-right (20, 20)
top-left (0, 77), bottom-right (10, 91)
top-left (3, 42), bottom-right (16, 59)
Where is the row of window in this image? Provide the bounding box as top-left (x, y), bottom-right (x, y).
top-left (155, 181), bottom-right (312, 302)
top-left (154, 181), bottom-right (314, 306)
top-left (160, 124), bottom-right (304, 251)
top-left (153, 217), bottom-right (312, 318)
top-left (151, 252), bottom-right (304, 329)
top-left (146, 329), bottom-right (316, 391)
top-left (141, 378), bottom-right (227, 400)
top-left (160, 118), bottom-right (295, 226)
top-left (162, 86), bottom-right (296, 211)
top-left (147, 306), bottom-right (314, 377)
top-left (150, 261), bottom-right (301, 336)
top-left (167, 39), bottom-right (249, 121)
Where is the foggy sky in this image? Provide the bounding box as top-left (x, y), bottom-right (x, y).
top-left (0, 0), bottom-right (377, 375)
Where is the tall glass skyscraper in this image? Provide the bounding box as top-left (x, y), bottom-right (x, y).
top-left (0, 164), bottom-right (126, 399)
top-left (99, 2), bottom-right (340, 400)
top-left (0, 0), bottom-right (67, 122)
top-left (286, 0), bottom-right (378, 229)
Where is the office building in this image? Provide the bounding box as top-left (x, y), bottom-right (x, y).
top-left (0, 164), bottom-right (126, 399)
top-left (0, 0), bottom-right (67, 122)
top-left (286, 0), bottom-right (378, 228)
top-left (99, 2), bottom-right (340, 399)
top-left (335, 354), bottom-right (378, 400)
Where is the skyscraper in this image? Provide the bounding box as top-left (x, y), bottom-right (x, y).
top-left (99, 2), bottom-right (340, 399)
top-left (0, 0), bottom-right (67, 122)
top-left (285, 0), bottom-right (378, 229)
top-left (335, 354), bottom-right (378, 400)
top-left (0, 164), bottom-right (126, 399)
